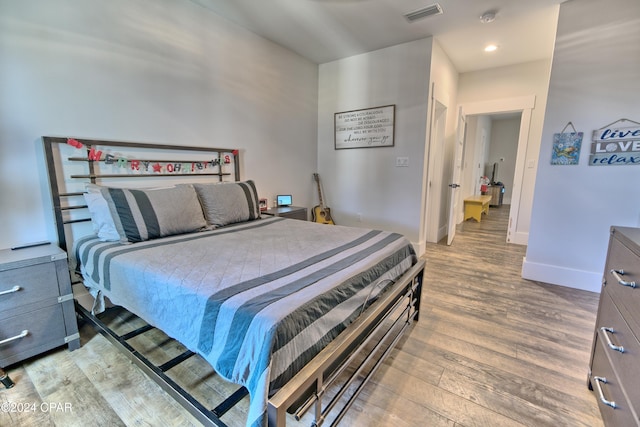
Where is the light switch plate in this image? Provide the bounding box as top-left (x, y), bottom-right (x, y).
top-left (396, 157), bottom-right (409, 167)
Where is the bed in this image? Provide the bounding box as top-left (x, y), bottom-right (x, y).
top-left (43, 136), bottom-right (425, 427)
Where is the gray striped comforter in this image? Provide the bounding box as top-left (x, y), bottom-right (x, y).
top-left (75, 216), bottom-right (417, 427)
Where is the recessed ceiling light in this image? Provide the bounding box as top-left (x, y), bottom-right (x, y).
top-left (484, 44), bottom-right (498, 52)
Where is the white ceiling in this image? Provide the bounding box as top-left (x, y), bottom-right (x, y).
top-left (191, 0), bottom-right (563, 73)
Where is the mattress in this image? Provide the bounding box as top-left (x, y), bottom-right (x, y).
top-left (74, 216), bottom-right (417, 427)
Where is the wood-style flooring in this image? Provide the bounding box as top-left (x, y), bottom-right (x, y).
top-left (0, 206), bottom-right (604, 426)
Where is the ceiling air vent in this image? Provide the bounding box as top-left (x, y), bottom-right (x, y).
top-left (404, 3), bottom-right (443, 22)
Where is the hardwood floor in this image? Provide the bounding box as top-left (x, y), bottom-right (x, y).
top-left (0, 206), bottom-right (604, 426)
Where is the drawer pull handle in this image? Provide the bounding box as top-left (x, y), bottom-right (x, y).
top-left (593, 376), bottom-right (617, 409)
top-left (0, 285), bottom-right (21, 296)
top-left (610, 269), bottom-right (636, 288)
top-left (600, 327), bottom-right (625, 353)
top-left (0, 330), bottom-right (29, 346)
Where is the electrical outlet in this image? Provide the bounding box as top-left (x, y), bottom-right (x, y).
top-left (357, 213), bottom-right (362, 222)
top-left (396, 157), bottom-right (409, 167)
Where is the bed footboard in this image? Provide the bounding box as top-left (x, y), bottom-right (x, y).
top-left (268, 258), bottom-right (425, 427)
top-left (74, 258), bottom-right (425, 427)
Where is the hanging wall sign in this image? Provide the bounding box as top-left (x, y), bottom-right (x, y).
top-left (590, 119), bottom-right (640, 166)
top-left (334, 105), bottom-right (395, 149)
top-left (551, 122), bottom-right (582, 165)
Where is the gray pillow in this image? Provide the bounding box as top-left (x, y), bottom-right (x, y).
top-left (193, 180), bottom-right (260, 227)
top-left (100, 184), bottom-right (207, 243)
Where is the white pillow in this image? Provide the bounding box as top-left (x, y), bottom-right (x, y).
top-left (84, 184), bottom-right (120, 241)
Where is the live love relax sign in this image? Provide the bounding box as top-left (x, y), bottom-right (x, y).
top-left (590, 124), bottom-right (640, 166)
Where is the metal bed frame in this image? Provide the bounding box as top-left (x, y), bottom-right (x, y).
top-left (43, 136), bottom-right (425, 427)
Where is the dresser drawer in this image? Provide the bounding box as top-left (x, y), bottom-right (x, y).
top-left (0, 262), bottom-right (61, 312)
top-left (590, 339), bottom-right (640, 427)
top-left (0, 304), bottom-right (67, 366)
top-left (596, 290), bottom-right (640, 409)
top-left (604, 236), bottom-right (640, 332)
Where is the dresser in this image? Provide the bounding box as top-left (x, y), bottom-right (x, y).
top-left (0, 244), bottom-right (79, 367)
top-left (588, 226), bottom-right (640, 427)
top-left (263, 206), bottom-right (308, 221)
top-left (483, 184), bottom-right (504, 207)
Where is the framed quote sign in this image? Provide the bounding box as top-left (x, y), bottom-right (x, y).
top-left (334, 105), bottom-right (395, 149)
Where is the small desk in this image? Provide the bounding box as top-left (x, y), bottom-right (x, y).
top-left (463, 195), bottom-right (492, 222)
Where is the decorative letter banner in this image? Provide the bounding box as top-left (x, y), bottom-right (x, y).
top-left (65, 138), bottom-right (237, 174)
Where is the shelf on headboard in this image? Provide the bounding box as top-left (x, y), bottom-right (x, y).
top-left (42, 136), bottom-right (242, 252)
top-left (70, 172), bottom-right (232, 179)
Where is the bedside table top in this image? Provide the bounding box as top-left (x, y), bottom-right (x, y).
top-left (0, 243), bottom-right (66, 271)
top-left (264, 206), bottom-right (306, 215)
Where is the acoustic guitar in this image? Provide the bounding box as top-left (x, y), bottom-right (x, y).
top-left (312, 173), bottom-right (335, 225)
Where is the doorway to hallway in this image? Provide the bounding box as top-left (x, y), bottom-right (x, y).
top-left (456, 96), bottom-right (536, 245)
top-left (462, 112), bottom-right (521, 236)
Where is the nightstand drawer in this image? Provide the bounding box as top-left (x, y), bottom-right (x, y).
top-left (280, 209), bottom-right (307, 220)
top-left (0, 262), bottom-right (61, 312)
top-left (263, 206), bottom-right (308, 221)
top-left (0, 304), bottom-right (67, 366)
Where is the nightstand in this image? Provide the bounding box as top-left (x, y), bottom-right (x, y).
top-left (0, 244), bottom-right (79, 367)
top-left (263, 206), bottom-right (308, 221)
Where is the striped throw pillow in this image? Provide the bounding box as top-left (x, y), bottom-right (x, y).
top-left (101, 184), bottom-right (207, 243)
top-left (193, 180), bottom-right (260, 227)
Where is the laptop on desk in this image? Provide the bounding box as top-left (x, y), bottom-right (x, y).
top-left (277, 195), bottom-right (292, 207)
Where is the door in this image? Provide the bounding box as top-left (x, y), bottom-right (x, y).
top-left (447, 107), bottom-right (465, 245)
top-left (425, 100), bottom-right (448, 243)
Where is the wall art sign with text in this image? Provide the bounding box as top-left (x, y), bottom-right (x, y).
top-left (590, 123), bottom-right (640, 166)
top-left (334, 105), bottom-right (395, 149)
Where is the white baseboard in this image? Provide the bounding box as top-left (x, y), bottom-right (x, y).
top-left (437, 224), bottom-right (447, 243)
top-left (521, 257), bottom-right (602, 293)
top-left (508, 231), bottom-right (528, 245)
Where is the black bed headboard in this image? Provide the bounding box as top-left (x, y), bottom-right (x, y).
top-left (43, 136), bottom-right (241, 252)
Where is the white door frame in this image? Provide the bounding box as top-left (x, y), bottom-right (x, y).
top-left (460, 95), bottom-right (535, 245)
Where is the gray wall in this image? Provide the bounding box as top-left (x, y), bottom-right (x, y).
top-left (0, 0), bottom-right (319, 248)
top-left (524, 0), bottom-right (640, 292)
top-left (317, 38), bottom-right (433, 245)
top-left (487, 116), bottom-right (520, 204)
